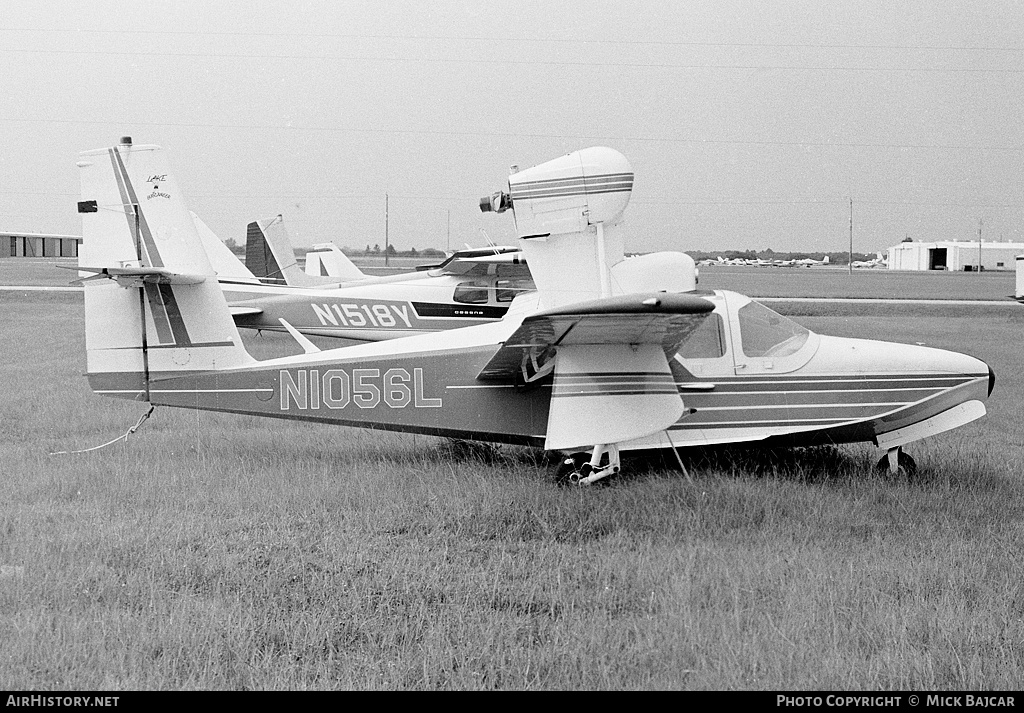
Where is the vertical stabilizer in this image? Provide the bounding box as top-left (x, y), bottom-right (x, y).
top-left (77, 138), bottom-right (254, 400)
top-left (480, 147), bottom-right (633, 309)
top-left (245, 215), bottom-right (343, 286)
top-left (304, 242), bottom-right (366, 281)
top-left (191, 211), bottom-right (259, 282)
top-left (245, 215), bottom-right (289, 284)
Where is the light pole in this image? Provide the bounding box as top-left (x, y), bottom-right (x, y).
top-left (977, 218), bottom-right (983, 272)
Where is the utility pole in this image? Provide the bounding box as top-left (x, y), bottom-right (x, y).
top-left (848, 197), bottom-right (853, 276)
top-left (385, 193), bottom-right (389, 267)
top-left (447, 209), bottom-right (450, 253)
top-left (977, 218), bottom-right (983, 272)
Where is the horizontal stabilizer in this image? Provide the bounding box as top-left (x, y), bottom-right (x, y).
top-left (69, 265), bottom-right (206, 286)
top-left (477, 292), bottom-right (714, 382)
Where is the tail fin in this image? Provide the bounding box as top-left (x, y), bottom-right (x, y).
top-left (245, 215), bottom-right (342, 286)
top-left (78, 138), bottom-right (253, 400)
top-left (823, 255), bottom-right (830, 264)
top-left (191, 211), bottom-right (260, 282)
top-left (304, 242), bottom-right (366, 281)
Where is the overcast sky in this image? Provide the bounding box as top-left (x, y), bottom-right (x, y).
top-left (2, 0), bottom-right (1023, 254)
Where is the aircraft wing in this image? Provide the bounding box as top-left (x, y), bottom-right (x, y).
top-left (477, 292), bottom-right (714, 382)
top-left (416, 246), bottom-right (521, 272)
top-left (228, 305), bottom-right (264, 317)
top-left (428, 250), bottom-right (529, 278)
top-left (477, 291), bottom-right (715, 451)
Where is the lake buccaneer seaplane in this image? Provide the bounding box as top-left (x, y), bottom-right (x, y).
top-left (76, 139), bottom-right (994, 484)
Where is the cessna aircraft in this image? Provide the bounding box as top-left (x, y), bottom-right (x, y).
top-left (192, 212), bottom-right (534, 341)
top-left (794, 255), bottom-right (830, 267)
top-left (241, 212), bottom-right (523, 289)
top-left (76, 139), bottom-right (994, 484)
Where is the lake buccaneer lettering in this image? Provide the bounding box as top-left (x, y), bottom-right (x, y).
top-left (279, 367), bottom-right (442, 410)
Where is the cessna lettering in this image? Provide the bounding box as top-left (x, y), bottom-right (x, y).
top-left (311, 303), bottom-right (412, 329)
top-left (279, 367), bottom-right (442, 410)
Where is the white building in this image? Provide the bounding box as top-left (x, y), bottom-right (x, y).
top-left (887, 240), bottom-right (1024, 271)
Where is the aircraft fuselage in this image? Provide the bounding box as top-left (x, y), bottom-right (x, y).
top-left (220, 268), bottom-right (533, 341)
top-left (89, 290), bottom-right (992, 452)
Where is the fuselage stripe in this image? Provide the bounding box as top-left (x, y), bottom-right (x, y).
top-left (552, 388), bottom-right (681, 398)
top-left (697, 402), bottom-right (907, 412)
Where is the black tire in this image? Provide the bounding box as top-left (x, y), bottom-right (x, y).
top-left (552, 452), bottom-right (590, 484)
top-left (875, 450), bottom-right (917, 477)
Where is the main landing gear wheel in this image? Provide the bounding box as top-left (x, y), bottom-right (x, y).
top-left (553, 452), bottom-right (591, 485)
top-left (553, 445), bottom-right (621, 486)
top-left (875, 448), bottom-right (917, 477)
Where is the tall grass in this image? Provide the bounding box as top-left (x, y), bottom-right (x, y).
top-left (1, 293), bottom-right (1022, 689)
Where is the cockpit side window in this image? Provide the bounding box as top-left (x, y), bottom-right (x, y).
top-left (677, 313), bottom-right (726, 359)
top-left (496, 278), bottom-right (535, 302)
top-left (453, 280), bottom-right (490, 304)
top-left (737, 301), bottom-right (809, 358)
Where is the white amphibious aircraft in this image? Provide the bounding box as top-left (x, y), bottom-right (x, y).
top-left (191, 211), bottom-right (534, 342)
top-left (76, 139), bottom-right (993, 483)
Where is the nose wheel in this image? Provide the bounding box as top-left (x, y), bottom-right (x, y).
top-left (876, 447), bottom-right (917, 477)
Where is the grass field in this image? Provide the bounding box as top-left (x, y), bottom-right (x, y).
top-left (1, 286), bottom-right (1022, 690)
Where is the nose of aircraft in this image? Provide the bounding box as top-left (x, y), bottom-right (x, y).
top-left (811, 336), bottom-right (993, 399)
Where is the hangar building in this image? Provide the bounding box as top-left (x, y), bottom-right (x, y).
top-left (1, 232), bottom-right (82, 258)
top-left (887, 240), bottom-right (1024, 271)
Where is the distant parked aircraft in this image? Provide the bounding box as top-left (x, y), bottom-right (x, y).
top-left (852, 252), bottom-right (887, 269)
top-left (243, 215), bottom-right (356, 286)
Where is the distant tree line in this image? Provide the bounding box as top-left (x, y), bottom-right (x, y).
top-left (224, 236), bottom-right (447, 259)
top-left (223, 235), bottom-right (873, 265)
top-left (344, 245), bottom-right (447, 258)
top-left (689, 249), bottom-right (878, 265)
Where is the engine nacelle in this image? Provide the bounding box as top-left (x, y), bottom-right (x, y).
top-left (480, 147), bottom-right (636, 309)
top-left (479, 147), bottom-right (633, 239)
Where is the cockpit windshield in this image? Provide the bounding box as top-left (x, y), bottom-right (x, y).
top-left (737, 301), bottom-right (809, 358)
